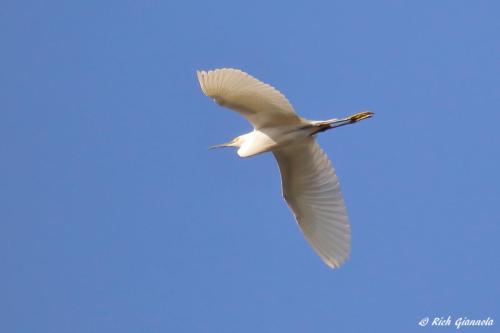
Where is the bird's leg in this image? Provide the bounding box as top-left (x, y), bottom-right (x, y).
top-left (326, 111), bottom-right (374, 129)
top-left (311, 111), bottom-right (374, 134)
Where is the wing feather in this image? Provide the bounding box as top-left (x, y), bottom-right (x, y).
top-left (197, 68), bottom-right (304, 129)
top-left (273, 138), bottom-right (351, 268)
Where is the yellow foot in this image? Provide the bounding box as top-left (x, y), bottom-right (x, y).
top-left (349, 111), bottom-right (374, 122)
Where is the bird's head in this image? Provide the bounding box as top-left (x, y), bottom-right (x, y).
top-left (209, 135), bottom-right (244, 149)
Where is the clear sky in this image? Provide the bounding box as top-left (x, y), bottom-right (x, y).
top-left (1, 1), bottom-right (499, 332)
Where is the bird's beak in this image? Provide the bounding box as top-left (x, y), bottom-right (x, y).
top-left (209, 141), bottom-right (233, 149)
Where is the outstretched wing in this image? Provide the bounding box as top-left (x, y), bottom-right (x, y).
top-left (273, 138), bottom-right (351, 268)
top-left (197, 68), bottom-right (304, 129)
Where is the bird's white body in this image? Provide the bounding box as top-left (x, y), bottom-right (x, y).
top-left (235, 125), bottom-right (313, 157)
top-left (197, 68), bottom-right (373, 268)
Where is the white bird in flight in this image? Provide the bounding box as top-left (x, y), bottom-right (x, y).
top-left (197, 68), bottom-right (373, 268)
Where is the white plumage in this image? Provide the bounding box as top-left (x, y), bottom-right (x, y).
top-left (197, 68), bottom-right (373, 268)
top-left (198, 68), bottom-right (302, 129)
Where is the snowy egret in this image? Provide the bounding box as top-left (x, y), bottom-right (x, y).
top-left (197, 68), bottom-right (373, 268)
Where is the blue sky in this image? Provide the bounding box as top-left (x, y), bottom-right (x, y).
top-left (1, 1), bottom-right (499, 332)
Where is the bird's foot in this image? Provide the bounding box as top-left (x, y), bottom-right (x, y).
top-left (348, 111), bottom-right (374, 123)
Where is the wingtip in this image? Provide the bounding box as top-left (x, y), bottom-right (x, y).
top-left (323, 256), bottom-right (349, 269)
top-left (196, 70), bottom-right (208, 93)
